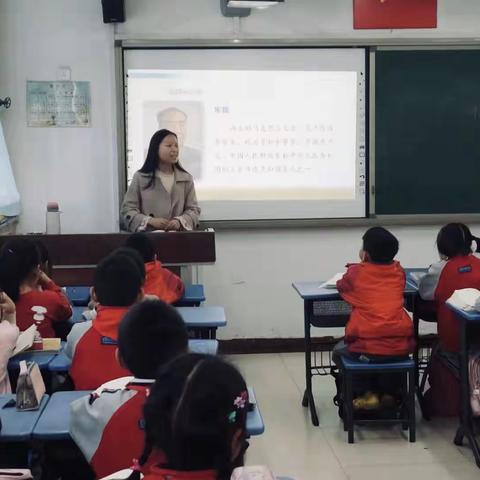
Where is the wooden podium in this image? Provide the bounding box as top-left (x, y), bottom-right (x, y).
top-left (0, 231), bottom-right (216, 286)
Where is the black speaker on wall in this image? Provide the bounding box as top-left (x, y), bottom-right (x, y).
top-left (101, 0), bottom-right (125, 23)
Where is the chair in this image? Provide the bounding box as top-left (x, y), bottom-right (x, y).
top-left (338, 356), bottom-right (416, 444)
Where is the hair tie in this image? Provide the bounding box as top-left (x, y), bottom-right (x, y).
top-left (130, 458), bottom-right (141, 472)
top-left (228, 390), bottom-right (248, 424)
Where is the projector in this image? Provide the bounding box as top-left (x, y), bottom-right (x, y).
top-left (228, 0), bottom-right (284, 7)
top-left (220, 0), bottom-right (284, 17)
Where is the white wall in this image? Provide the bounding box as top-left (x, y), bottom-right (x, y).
top-left (1, 0), bottom-right (479, 338)
top-left (0, 0), bottom-right (118, 234)
top-left (117, 0), bottom-right (480, 41)
top-left (204, 225), bottom-right (480, 339)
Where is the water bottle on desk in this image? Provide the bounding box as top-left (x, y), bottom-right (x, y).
top-left (46, 202), bottom-right (61, 234)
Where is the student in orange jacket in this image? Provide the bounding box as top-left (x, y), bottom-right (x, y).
top-left (333, 227), bottom-right (414, 409)
top-left (336, 227), bottom-right (414, 358)
top-left (125, 232), bottom-right (185, 304)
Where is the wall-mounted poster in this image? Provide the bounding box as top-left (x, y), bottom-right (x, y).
top-left (26, 81), bottom-right (91, 127)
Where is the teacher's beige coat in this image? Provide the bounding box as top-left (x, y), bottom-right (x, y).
top-left (121, 167), bottom-right (201, 232)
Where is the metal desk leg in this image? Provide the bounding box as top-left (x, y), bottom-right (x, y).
top-left (412, 305), bottom-right (429, 420)
top-left (302, 300), bottom-right (319, 426)
top-left (455, 316), bottom-right (480, 467)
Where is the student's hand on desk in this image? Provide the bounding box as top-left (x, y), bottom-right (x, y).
top-left (0, 291), bottom-right (16, 324)
top-left (148, 217), bottom-right (169, 230)
top-left (165, 219), bottom-right (181, 231)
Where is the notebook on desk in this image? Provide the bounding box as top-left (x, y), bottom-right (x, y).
top-left (12, 325), bottom-right (36, 356)
top-left (319, 273), bottom-right (344, 289)
top-left (447, 288), bottom-right (480, 312)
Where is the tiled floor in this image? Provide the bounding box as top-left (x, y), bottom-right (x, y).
top-left (229, 352), bottom-right (480, 480)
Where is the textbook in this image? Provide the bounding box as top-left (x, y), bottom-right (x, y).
top-left (446, 288), bottom-right (480, 312)
top-left (319, 273), bottom-right (344, 289)
top-left (12, 326), bottom-right (61, 356)
top-left (12, 325), bottom-right (36, 356)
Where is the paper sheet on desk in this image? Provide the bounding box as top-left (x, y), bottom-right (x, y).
top-left (447, 288), bottom-right (480, 312)
top-left (319, 272), bottom-right (344, 289)
top-left (98, 469), bottom-right (133, 480)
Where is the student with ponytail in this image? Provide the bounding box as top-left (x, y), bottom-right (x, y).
top-left (129, 353), bottom-right (250, 480)
top-left (0, 239), bottom-right (71, 337)
top-left (419, 223), bottom-right (480, 353)
top-left (418, 223), bottom-right (480, 417)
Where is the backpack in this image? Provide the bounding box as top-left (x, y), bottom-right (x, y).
top-left (424, 350), bottom-right (460, 417)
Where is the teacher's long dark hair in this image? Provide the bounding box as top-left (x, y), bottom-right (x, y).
top-left (139, 129), bottom-right (187, 189)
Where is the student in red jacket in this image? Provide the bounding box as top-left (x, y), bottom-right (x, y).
top-left (129, 354), bottom-right (250, 480)
top-left (125, 232), bottom-right (185, 304)
top-left (333, 227), bottom-right (414, 409)
top-left (0, 239), bottom-right (71, 338)
top-left (70, 300), bottom-right (189, 479)
top-left (419, 223), bottom-right (480, 353)
top-left (66, 252), bottom-right (144, 390)
top-left (418, 224), bottom-right (480, 417)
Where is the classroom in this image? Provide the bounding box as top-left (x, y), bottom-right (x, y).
top-left (1, 1), bottom-right (480, 479)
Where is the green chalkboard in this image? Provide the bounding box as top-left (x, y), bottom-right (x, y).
top-left (375, 50), bottom-right (480, 215)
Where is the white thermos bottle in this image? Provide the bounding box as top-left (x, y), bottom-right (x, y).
top-left (46, 202), bottom-right (61, 234)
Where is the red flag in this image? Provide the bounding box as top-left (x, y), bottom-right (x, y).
top-left (353, 0), bottom-right (437, 29)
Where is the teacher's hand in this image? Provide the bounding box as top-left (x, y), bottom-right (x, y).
top-left (165, 219), bottom-right (181, 231)
top-left (148, 217), bottom-right (169, 230)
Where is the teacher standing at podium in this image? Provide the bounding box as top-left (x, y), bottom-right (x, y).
top-left (121, 129), bottom-right (201, 232)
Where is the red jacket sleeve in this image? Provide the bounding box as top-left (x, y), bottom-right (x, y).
top-left (336, 264), bottom-right (363, 307)
top-left (161, 270), bottom-right (185, 304)
top-left (43, 280), bottom-right (73, 322)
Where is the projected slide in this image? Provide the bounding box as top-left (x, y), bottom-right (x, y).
top-left (124, 49), bottom-right (366, 220)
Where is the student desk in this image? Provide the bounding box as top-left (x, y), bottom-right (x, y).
top-left (175, 284), bottom-right (206, 306)
top-left (66, 284), bottom-right (207, 313)
top-left (292, 279), bottom-right (418, 426)
top-left (68, 305), bottom-right (224, 339)
top-left (47, 339), bottom-right (219, 373)
top-left (65, 286), bottom-right (91, 306)
top-left (8, 351), bottom-right (57, 376)
top-left (0, 394), bottom-right (49, 441)
top-left (32, 388), bottom-right (264, 440)
top-left (447, 304), bottom-right (480, 468)
top-left (69, 306), bottom-right (87, 324)
top-left (177, 306), bottom-right (227, 339)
